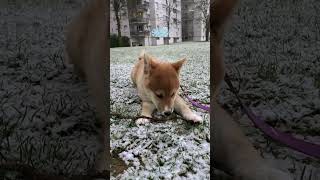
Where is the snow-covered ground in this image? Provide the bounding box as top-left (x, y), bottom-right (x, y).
top-left (110, 42), bottom-right (210, 179)
top-left (214, 0), bottom-right (320, 179)
top-left (0, 0), bottom-right (102, 178)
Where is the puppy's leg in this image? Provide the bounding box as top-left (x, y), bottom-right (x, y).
top-left (65, 0), bottom-right (108, 173)
top-left (213, 102), bottom-right (292, 180)
top-left (82, 37), bottom-right (108, 172)
top-left (130, 66), bottom-right (137, 87)
top-left (174, 95), bottom-right (203, 123)
top-left (64, 45), bottom-right (86, 79)
top-left (136, 102), bottom-right (156, 125)
top-left (212, 0), bottom-right (239, 101)
top-left (86, 66), bottom-right (108, 172)
top-left (212, 41), bottom-right (225, 101)
top-left (74, 64), bottom-right (86, 80)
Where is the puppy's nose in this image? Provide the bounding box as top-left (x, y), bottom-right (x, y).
top-left (164, 111), bottom-right (172, 116)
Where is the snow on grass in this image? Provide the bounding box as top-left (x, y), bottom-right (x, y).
top-left (110, 42), bottom-right (210, 179)
top-left (0, 1), bottom-right (102, 178)
top-left (216, 0), bottom-right (320, 178)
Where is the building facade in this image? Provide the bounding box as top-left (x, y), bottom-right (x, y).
top-left (181, 0), bottom-right (207, 41)
top-left (110, 0), bottom-right (182, 46)
top-left (148, 0), bottom-right (182, 45)
top-left (110, 2), bottom-right (131, 38)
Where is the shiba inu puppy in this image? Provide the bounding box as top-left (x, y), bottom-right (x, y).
top-left (131, 50), bottom-right (203, 125)
top-left (64, 0), bottom-right (108, 172)
top-left (213, 0), bottom-right (292, 179)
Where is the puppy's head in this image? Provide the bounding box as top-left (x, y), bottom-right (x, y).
top-left (140, 50), bottom-right (186, 116)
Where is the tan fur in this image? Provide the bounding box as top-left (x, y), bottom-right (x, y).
top-left (212, 0), bottom-right (292, 179)
top-left (64, 0), bottom-right (109, 172)
top-left (212, 0), bottom-right (239, 101)
top-left (131, 50), bottom-right (203, 124)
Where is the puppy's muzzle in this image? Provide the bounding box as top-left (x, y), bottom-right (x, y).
top-left (163, 108), bottom-right (173, 116)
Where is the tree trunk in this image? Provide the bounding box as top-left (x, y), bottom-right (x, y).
top-left (115, 11), bottom-right (122, 46)
top-left (115, 12), bottom-right (121, 37)
top-left (167, 21), bottom-right (170, 45)
top-left (165, 0), bottom-right (170, 45)
top-left (112, 0), bottom-right (122, 46)
top-left (205, 19), bottom-right (209, 41)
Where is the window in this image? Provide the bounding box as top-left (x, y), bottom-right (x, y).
top-left (124, 25), bottom-right (127, 30)
top-left (164, 15), bottom-right (169, 21)
top-left (137, 11), bottom-right (143, 17)
top-left (173, 18), bottom-right (177, 24)
top-left (173, 9), bottom-right (177, 14)
top-left (137, 25), bottom-right (143, 31)
top-left (162, 4), bottom-right (166, 9)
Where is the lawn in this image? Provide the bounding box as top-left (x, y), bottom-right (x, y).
top-left (110, 42), bottom-right (210, 179)
top-left (0, 0), bottom-right (104, 178)
top-left (214, 0), bottom-right (320, 179)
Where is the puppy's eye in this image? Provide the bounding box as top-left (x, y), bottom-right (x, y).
top-left (171, 93), bottom-right (175, 97)
top-left (156, 94), bottom-right (163, 99)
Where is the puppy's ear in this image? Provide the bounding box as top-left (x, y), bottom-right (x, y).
top-left (171, 58), bottom-right (186, 73)
top-left (140, 50), bottom-right (157, 75)
top-left (139, 49), bottom-right (146, 60)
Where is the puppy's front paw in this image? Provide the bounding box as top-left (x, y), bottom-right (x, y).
top-left (184, 112), bottom-right (203, 123)
top-left (135, 118), bottom-right (150, 125)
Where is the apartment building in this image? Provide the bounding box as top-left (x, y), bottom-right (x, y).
top-left (181, 0), bottom-right (207, 41)
top-left (148, 0), bottom-right (182, 45)
top-left (110, 1), bottom-right (131, 38)
top-left (110, 0), bottom-right (182, 46)
top-left (126, 0), bottom-right (151, 46)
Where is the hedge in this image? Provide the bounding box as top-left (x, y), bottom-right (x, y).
top-left (110, 34), bottom-right (130, 47)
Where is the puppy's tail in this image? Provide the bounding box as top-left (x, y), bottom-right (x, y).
top-left (212, 0), bottom-right (238, 101)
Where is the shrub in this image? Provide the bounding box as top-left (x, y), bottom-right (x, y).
top-left (110, 34), bottom-right (130, 47)
top-left (110, 34), bottom-right (119, 48)
top-left (119, 36), bottom-right (130, 47)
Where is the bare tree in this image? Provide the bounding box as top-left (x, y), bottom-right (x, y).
top-left (111, 0), bottom-right (127, 37)
top-left (196, 0), bottom-right (210, 41)
top-left (163, 0), bottom-right (178, 45)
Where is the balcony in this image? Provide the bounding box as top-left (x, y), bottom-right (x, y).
top-left (143, 0), bottom-right (150, 5)
top-left (136, 0), bottom-right (149, 11)
top-left (130, 30), bottom-right (150, 37)
top-left (130, 17), bottom-right (149, 24)
top-left (136, 4), bottom-right (148, 11)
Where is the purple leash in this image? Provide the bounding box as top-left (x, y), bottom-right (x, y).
top-left (181, 76), bottom-right (320, 158)
top-left (224, 73), bottom-right (320, 159)
top-left (180, 85), bottom-right (210, 111)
